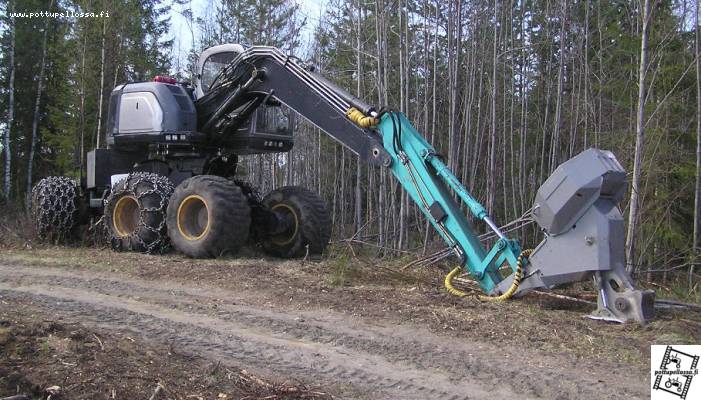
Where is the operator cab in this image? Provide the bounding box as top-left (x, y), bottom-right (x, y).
top-left (195, 44), bottom-right (244, 99)
top-left (195, 44), bottom-right (295, 154)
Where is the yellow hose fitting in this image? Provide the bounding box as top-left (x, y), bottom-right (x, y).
top-left (444, 249), bottom-right (533, 302)
top-left (346, 107), bottom-right (379, 128)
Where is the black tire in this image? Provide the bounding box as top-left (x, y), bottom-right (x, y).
top-left (31, 176), bottom-right (79, 241)
top-left (103, 172), bottom-right (174, 253)
top-left (260, 186), bottom-right (331, 258)
top-left (167, 175), bottom-right (251, 258)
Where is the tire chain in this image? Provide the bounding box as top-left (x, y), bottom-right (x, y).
top-left (106, 172), bottom-right (174, 254)
top-left (31, 176), bottom-right (78, 241)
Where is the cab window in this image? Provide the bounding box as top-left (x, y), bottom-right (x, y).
top-left (201, 51), bottom-right (237, 92)
top-left (256, 104), bottom-right (292, 135)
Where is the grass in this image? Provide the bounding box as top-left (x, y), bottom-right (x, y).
top-left (327, 254), bottom-right (361, 287)
top-left (0, 208), bottom-right (36, 248)
top-left (648, 278), bottom-right (701, 305)
top-left (2, 247), bottom-right (126, 272)
top-left (653, 331), bottom-right (697, 344)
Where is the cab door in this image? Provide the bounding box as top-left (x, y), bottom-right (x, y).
top-left (195, 44), bottom-right (245, 98)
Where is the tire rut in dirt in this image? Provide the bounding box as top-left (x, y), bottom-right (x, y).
top-left (0, 267), bottom-right (645, 400)
top-left (0, 287), bottom-right (473, 400)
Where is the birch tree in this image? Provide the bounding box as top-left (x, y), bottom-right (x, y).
top-left (25, 0), bottom-right (54, 207)
top-left (487, 0), bottom-right (498, 214)
top-left (625, 0), bottom-right (651, 274)
top-left (692, 0), bottom-right (700, 287)
top-left (3, 0), bottom-right (15, 201)
top-left (95, 15), bottom-right (107, 149)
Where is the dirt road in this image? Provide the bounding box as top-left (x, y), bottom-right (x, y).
top-left (0, 248), bottom-right (691, 399)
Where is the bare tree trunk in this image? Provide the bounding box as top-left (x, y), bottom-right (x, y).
top-left (596, 0), bottom-right (603, 147)
top-left (462, 23), bottom-right (476, 188)
top-left (78, 32), bottom-right (88, 179)
top-left (692, 0), bottom-right (700, 289)
top-left (584, 0), bottom-right (590, 148)
top-left (508, 3), bottom-right (517, 220)
top-left (625, 0), bottom-right (651, 274)
top-left (3, 1), bottom-right (15, 201)
top-left (26, 0), bottom-right (54, 207)
top-left (539, 0), bottom-right (553, 184)
top-left (375, 0), bottom-right (387, 248)
top-left (470, 57), bottom-right (484, 190)
top-left (95, 16), bottom-right (108, 149)
top-left (487, 0), bottom-right (498, 214)
top-left (354, 0), bottom-right (363, 234)
top-left (519, 0), bottom-right (528, 215)
top-left (447, 0), bottom-right (462, 168)
top-left (422, 0), bottom-right (438, 253)
top-left (550, 1), bottom-right (566, 173)
top-left (397, 0), bottom-right (407, 249)
top-left (340, 148), bottom-right (346, 236)
top-left (402, 0), bottom-right (411, 249)
top-left (286, 152), bottom-right (293, 185)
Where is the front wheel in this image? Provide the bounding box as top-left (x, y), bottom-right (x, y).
top-left (103, 172), bottom-right (173, 253)
top-left (260, 186), bottom-right (331, 258)
top-left (167, 175), bottom-right (251, 258)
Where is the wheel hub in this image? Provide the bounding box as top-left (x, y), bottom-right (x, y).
top-left (112, 196), bottom-right (139, 237)
top-left (177, 195), bottom-right (211, 241)
top-left (269, 204), bottom-right (299, 246)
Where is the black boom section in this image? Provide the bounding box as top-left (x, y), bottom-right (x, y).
top-left (196, 46), bottom-right (391, 167)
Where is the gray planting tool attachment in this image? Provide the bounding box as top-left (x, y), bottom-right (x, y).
top-left (496, 149), bottom-right (655, 323)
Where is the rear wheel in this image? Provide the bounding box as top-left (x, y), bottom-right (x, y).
top-left (260, 186), bottom-right (331, 258)
top-left (167, 175), bottom-right (251, 258)
top-left (103, 172), bottom-right (173, 253)
top-left (31, 176), bottom-right (79, 241)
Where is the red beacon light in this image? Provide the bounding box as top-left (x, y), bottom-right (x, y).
top-left (154, 75), bottom-right (177, 84)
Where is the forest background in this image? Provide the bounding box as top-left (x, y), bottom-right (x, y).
top-left (1, 0), bottom-right (700, 294)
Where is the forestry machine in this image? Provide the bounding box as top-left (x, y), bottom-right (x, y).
top-left (32, 44), bottom-right (655, 323)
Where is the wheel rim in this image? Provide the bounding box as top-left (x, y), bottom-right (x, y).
top-left (112, 196), bottom-right (139, 237)
top-left (270, 203), bottom-right (299, 246)
top-left (177, 195), bottom-right (210, 241)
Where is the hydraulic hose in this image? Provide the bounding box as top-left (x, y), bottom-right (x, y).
top-left (444, 267), bottom-right (469, 297)
top-left (444, 249), bottom-right (533, 302)
top-left (346, 107), bottom-right (379, 128)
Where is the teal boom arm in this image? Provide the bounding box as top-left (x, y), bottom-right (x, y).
top-left (376, 112), bottom-right (521, 293)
